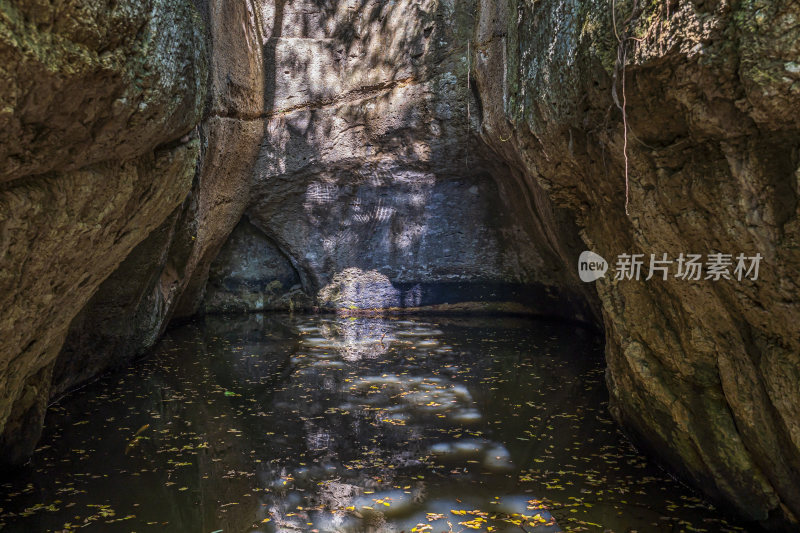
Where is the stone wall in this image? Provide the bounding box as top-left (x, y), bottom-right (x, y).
top-left (206, 0), bottom-right (597, 320)
top-left (0, 0), bottom-right (207, 465)
top-left (52, 0), bottom-right (268, 398)
top-left (473, 0), bottom-right (800, 528)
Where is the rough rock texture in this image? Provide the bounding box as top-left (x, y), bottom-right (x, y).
top-left (207, 0), bottom-right (597, 320)
top-left (166, 0), bottom-right (268, 319)
top-left (53, 0), bottom-right (267, 396)
top-left (0, 0), bottom-right (207, 465)
top-left (0, 0), bottom-right (205, 181)
top-left (473, 0), bottom-right (800, 528)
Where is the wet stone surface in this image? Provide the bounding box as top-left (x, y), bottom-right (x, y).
top-left (0, 315), bottom-right (747, 532)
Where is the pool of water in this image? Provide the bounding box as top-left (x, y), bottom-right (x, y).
top-left (0, 314), bottom-right (746, 532)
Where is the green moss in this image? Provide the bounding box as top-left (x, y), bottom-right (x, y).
top-left (266, 280), bottom-right (284, 293)
top-left (504, 0), bottom-right (522, 123)
top-left (745, 65), bottom-right (784, 86)
top-left (578, 0), bottom-right (618, 76)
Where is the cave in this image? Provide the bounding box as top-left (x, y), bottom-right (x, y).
top-left (0, 0), bottom-right (798, 531)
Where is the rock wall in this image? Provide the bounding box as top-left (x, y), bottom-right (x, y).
top-left (473, 0), bottom-right (800, 529)
top-left (0, 0), bottom-right (207, 465)
top-left (53, 0), bottom-right (267, 397)
top-left (204, 0), bottom-right (596, 320)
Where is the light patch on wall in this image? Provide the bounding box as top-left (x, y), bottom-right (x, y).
top-left (395, 223), bottom-right (426, 249)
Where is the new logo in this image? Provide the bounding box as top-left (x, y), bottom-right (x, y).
top-left (578, 251), bottom-right (608, 282)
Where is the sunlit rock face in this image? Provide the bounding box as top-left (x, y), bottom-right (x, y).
top-left (207, 0), bottom-right (597, 320)
top-left (473, 0), bottom-right (800, 528)
top-left (0, 0), bottom-right (207, 465)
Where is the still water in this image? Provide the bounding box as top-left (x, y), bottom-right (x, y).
top-left (0, 315), bottom-right (745, 532)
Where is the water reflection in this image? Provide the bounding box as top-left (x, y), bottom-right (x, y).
top-left (0, 315), bottom-right (745, 532)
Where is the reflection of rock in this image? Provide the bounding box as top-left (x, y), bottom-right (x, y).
top-left (317, 481), bottom-right (360, 511)
top-left (351, 374), bottom-right (474, 420)
top-left (200, 313), bottom-right (299, 389)
top-left (309, 317), bottom-right (395, 361)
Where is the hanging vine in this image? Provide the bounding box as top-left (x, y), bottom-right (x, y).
top-left (610, 0), bottom-right (639, 216)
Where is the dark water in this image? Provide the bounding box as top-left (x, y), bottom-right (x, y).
top-left (0, 315), bottom-right (746, 532)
